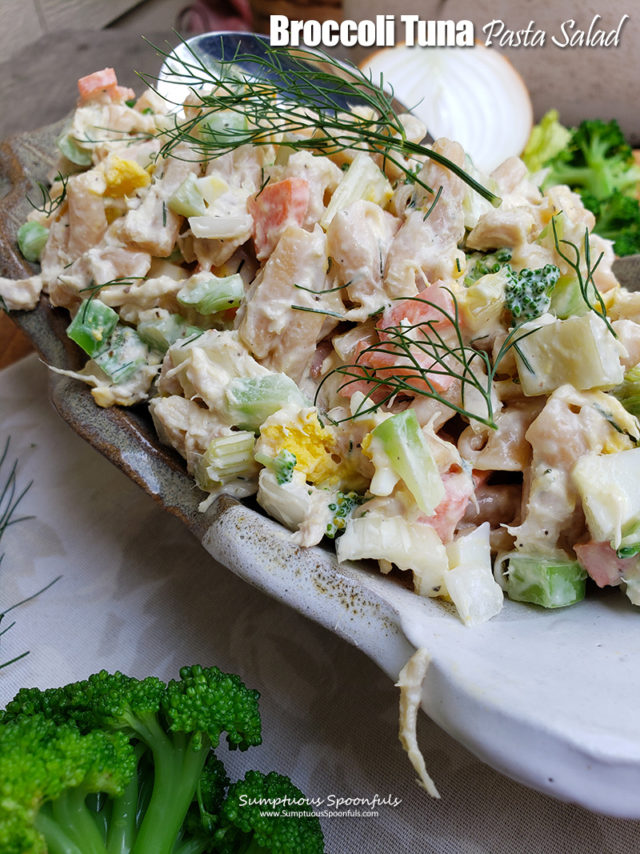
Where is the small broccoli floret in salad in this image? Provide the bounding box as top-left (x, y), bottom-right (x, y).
top-left (504, 263), bottom-right (560, 323)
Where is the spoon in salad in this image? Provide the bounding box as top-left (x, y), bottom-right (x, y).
top-left (150, 31), bottom-right (500, 207)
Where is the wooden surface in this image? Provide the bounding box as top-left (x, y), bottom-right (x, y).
top-left (0, 313), bottom-right (33, 369)
top-left (0, 0), bottom-right (149, 62)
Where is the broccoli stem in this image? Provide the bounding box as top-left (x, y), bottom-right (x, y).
top-left (243, 839), bottom-right (271, 854)
top-left (106, 759), bottom-right (140, 854)
top-left (53, 788), bottom-right (110, 854)
top-left (132, 728), bottom-right (211, 854)
top-left (35, 807), bottom-right (86, 854)
top-left (171, 839), bottom-right (211, 854)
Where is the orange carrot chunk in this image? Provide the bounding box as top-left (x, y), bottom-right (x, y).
top-left (249, 177), bottom-right (310, 259)
top-left (77, 68), bottom-right (118, 101)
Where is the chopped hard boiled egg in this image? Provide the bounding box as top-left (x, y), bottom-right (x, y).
top-left (256, 406), bottom-right (339, 486)
top-left (103, 155), bottom-right (151, 197)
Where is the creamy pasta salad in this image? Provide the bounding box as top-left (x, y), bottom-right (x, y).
top-left (3, 53), bottom-right (640, 627)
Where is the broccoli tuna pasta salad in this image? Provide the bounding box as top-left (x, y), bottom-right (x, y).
top-left (3, 43), bottom-right (640, 628)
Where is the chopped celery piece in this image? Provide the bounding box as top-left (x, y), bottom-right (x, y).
top-left (177, 274), bottom-right (244, 315)
top-left (326, 491), bottom-right (362, 539)
top-left (549, 274), bottom-right (591, 319)
top-left (195, 431), bottom-right (258, 492)
top-left (137, 314), bottom-right (202, 353)
top-left (67, 299), bottom-right (119, 357)
top-left (616, 519), bottom-right (640, 558)
top-left (572, 446), bottom-right (640, 547)
top-left (197, 110), bottom-right (248, 145)
top-left (371, 408), bottom-right (444, 515)
top-left (506, 555), bottom-right (587, 608)
top-left (612, 364), bottom-right (640, 417)
top-left (93, 326), bottom-right (148, 383)
top-left (320, 152), bottom-right (392, 228)
top-left (57, 132), bottom-right (92, 166)
top-left (224, 374), bottom-right (307, 431)
top-left (17, 221), bottom-right (49, 263)
top-left (168, 172), bottom-right (206, 217)
top-left (336, 510), bottom-right (448, 595)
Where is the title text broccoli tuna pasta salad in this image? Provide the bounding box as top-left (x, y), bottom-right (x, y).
top-left (3, 45), bottom-right (640, 627)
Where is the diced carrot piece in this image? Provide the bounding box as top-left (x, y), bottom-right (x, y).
top-left (338, 333), bottom-right (455, 403)
top-left (77, 68), bottom-right (118, 101)
top-left (420, 470), bottom-right (474, 543)
top-left (249, 177), bottom-right (310, 259)
top-left (377, 285), bottom-right (455, 338)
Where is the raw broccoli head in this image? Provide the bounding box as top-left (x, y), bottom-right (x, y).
top-left (521, 109), bottom-right (572, 173)
top-left (3, 665), bottom-right (262, 751)
top-left (214, 770), bottom-right (325, 854)
top-left (543, 119), bottom-right (640, 201)
top-left (181, 751), bottom-right (231, 849)
top-left (0, 714), bottom-right (136, 854)
top-left (504, 264), bottom-right (561, 323)
top-left (583, 191), bottom-right (640, 257)
top-left (0, 665), bottom-right (263, 854)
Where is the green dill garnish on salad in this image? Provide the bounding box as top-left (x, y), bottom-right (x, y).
top-left (145, 38), bottom-right (501, 207)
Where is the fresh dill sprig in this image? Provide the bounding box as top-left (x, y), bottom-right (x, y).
top-left (27, 171), bottom-right (68, 217)
top-left (423, 185), bottom-right (443, 221)
top-left (316, 291), bottom-right (529, 429)
top-left (79, 276), bottom-right (144, 319)
top-left (0, 436), bottom-right (33, 541)
top-left (145, 38), bottom-right (501, 207)
top-left (0, 437), bottom-right (61, 670)
top-left (0, 575), bottom-right (62, 671)
top-left (551, 214), bottom-right (614, 334)
top-left (294, 279), bottom-right (353, 294)
top-left (291, 304), bottom-right (345, 319)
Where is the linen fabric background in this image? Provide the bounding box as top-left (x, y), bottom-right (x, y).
top-left (2, 355), bottom-right (640, 852)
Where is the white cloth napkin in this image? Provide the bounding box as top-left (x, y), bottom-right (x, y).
top-left (1, 353), bottom-right (638, 852)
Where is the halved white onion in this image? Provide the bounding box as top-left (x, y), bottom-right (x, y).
top-left (360, 43), bottom-right (533, 174)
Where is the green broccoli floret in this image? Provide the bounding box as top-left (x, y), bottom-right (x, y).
top-left (522, 109), bottom-right (572, 173)
top-left (584, 191), bottom-right (640, 257)
top-left (504, 264), bottom-right (561, 323)
top-left (214, 770), bottom-right (324, 854)
top-left (326, 491), bottom-right (363, 539)
top-left (273, 449), bottom-right (297, 485)
top-left (0, 665), bottom-right (262, 854)
top-left (463, 247), bottom-right (513, 286)
top-left (178, 752), bottom-right (231, 853)
top-left (0, 714), bottom-right (136, 854)
top-left (611, 364), bottom-right (640, 417)
top-left (542, 118), bottom-right (640, 200)
top-left (528, 117), bottom-right (640, 256)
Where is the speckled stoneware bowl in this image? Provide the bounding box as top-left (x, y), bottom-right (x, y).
top-left (3, 119), bottom-right (640, 819)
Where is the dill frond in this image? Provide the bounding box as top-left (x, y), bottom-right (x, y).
top-left (0, 437), bottom-right (61, 669)
top-left (551, 214), bottom-right (614, 334)
top-left (144, 37), bottom-right (501, 207)
top-left (316, 290), bottom-right (536, 429)
top-left (27, 172), bottom-right (68, 217)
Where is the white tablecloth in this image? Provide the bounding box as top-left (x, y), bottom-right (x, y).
top-left (1, 353), bottom-right (639, 852)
